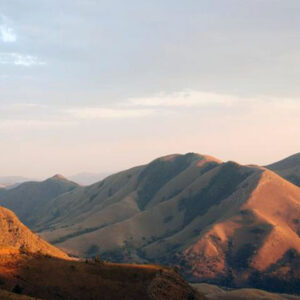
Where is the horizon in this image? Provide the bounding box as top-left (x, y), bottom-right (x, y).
top-left (0, 150), bottom-right (298, 180)
top-left (1, 0), bottom-right (299, 178)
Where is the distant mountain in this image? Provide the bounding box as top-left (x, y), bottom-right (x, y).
top-left (69, 172), bottom-right (111, 185)
top-left (25, 153), bottom-right (299, 294)
top-left (266, 153), bottom-right (300, 186)
top-left (0, 174), bottom-right (79, 227)
top-left (0, 176), bottom-right (31, 189)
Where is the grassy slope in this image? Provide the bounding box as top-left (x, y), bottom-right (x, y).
top-left (192, 283), bottom-right (300, 300)
top-left (0, 289), bottom-right (42, 300)
top-left (0, 253), bottom-right (204, 300)
top-left (0, 204), bottom-right (203, 300)
top-left (0, 206), bottom-right (68, 260)
top-left (0, 175), bottom-right (79, 227)
top-left (266, 153), bottom-right (300, 186)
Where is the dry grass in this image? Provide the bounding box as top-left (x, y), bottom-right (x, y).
top-left (0, 253), bottom-right (204, 300)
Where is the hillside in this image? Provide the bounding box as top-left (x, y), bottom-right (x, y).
top-left (0, 175), bottom-right (79, 226)
top-left (0, 205), bottom-right (69, 259)
top-left (192, 284), bottom-right (300, 300)
top-left (0, 205), bottom-right (202, 300)
top-left (23, 152), bottom-right (299, 294)
top-left (266, 153), bottom-right (300, 186)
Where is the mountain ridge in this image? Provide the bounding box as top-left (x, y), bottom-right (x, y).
top-left (0, 152), bottom-right (299, 295)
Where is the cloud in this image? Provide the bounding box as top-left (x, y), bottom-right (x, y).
top-left (126, 90), bottom-right (300, 113)
top-left (0, 15), bottom-right (16, 43)
top-left (0, 53), bottom-right (46, 66)
top-left (127, 90), bottom-right (239, 108)
top-left (0, 24), bottom-right (16, 42)
top-left (66, 107), bottom-right (154, 119)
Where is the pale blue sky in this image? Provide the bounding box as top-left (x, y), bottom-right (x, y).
top-left (0, 0), bottom-right (299, 177)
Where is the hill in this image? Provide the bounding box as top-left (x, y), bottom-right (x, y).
top-left (0, 205), bottom-right (202, 300)
top-left (192, 283), bottom-right (300, 300)
top-left (25, 153), bottom-right (300, 294)
top-left (0, 175), bottom-right (79, 227)
top-left (0, 205), bottom-right (69, 259)
top-left (266, 153), bottom-right (300, 186)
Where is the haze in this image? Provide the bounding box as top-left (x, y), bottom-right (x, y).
top-left (0, 0), bottom-right (299, 178)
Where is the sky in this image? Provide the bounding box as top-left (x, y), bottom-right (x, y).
top-left (0, 0), bottom-right (299, 178)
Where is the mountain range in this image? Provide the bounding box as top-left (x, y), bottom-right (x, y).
top-left (0, 152), bottom-right (299, 295)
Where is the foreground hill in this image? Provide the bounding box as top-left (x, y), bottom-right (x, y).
top-left (0, 289), bottom-right (42, 300)
top-left (27, 153), bottom-right (300, 294)
top-left (266, 153), bottom-right (300, 186)
top-left (0, 205), bottom-right (202, 300)
top-left (0, 175), bottom-right (79, 226)
top-left (192, 283), bottom-right (300, 300)
top-left (0, 205), bottom-right (68, 259)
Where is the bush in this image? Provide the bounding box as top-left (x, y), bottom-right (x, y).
top-left (12, 284), bottom-right (23, 294)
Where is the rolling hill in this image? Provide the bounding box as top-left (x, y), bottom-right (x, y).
top-left (17, 152), bottom-right (298, 294)
top-left (0, 175), bottom-right (79, 227)
top-left (266, 153), bottom-right (300, 186)
top-left (0, 205), bottom-right (202, 300)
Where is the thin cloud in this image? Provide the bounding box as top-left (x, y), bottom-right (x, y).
top-left (127, 90), bottom-right (238, 108)
top-left (66, 107), bottom-right (154, 119)
top-left (126, 90), bottom-right (300, 112)
top-left (0, 53), bottom-right (46, 66)
top-left (0, 119), bottom-right (77, 130)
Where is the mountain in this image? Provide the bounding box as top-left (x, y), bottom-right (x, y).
top-left (20, 152), bottom-right (298, 294)
top-left (266, 153), bottom-right (300, 186)
top-left (69, 172), bottom-right (111, 185)
top-left (0, 174), bottom-right (79, 227)
top-left (0, 176), bottom-right (31, 189)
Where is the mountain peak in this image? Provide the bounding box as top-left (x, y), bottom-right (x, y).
top-left (50, 174), bottom-right (68, 181)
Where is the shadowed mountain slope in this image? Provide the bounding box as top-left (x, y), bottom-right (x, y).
top-left (0, 175), bottom-right (79, 227)
top-left (266, 153), bottom-right (300, 186)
